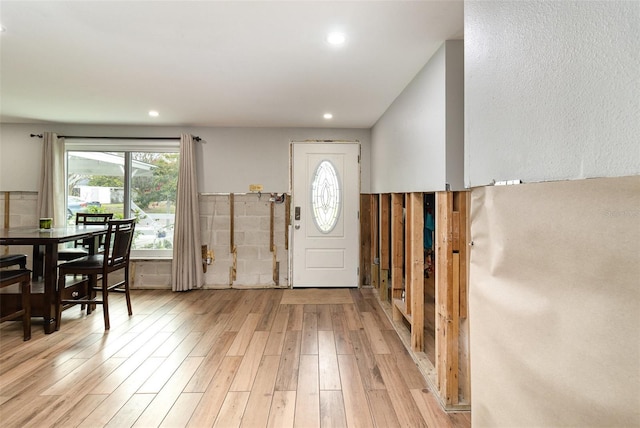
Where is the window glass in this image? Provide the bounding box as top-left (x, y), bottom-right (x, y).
top-left (66, 149), bottom-right (178, 256)
top-left (311, 160), bottom-right (341, 233)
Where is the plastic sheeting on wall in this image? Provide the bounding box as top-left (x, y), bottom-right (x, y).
top-left (469, 176), bottom-right (640, 427)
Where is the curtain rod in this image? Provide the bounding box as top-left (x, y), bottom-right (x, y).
top-left (30, 134), bottom-right (201, 142)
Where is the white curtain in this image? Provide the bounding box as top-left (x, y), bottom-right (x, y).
top-left (171, 134), bottom-right (203, 291)
top-left (36, 132), bottom-right (66, 227)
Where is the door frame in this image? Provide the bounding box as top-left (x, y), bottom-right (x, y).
top-left (288, 140), bottom-right (361, 288)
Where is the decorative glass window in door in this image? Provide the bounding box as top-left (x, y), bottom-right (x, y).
top-left (311, 160), bottom-right (341, 233)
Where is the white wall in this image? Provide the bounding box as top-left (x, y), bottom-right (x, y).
top-left (371, 40), bottom-right (464, 193)
top-left (0, 123), bottom-right (371, 193)
top-left (465, 1), bottom-right (640, 427)
top-left (465, 0), bottom-right (640, 187)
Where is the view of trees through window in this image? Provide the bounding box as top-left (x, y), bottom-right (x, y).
top-left (67, 151), bottom-right (178, 253)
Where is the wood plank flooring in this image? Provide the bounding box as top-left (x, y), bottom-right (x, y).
top-left (0, 287), bottom-right (470, 428)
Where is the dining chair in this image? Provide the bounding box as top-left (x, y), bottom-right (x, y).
top-left (58, 212), bottom-right (114, 262)
top-left (0, 269), bottom-right (32, 340)
top-left (56, 218), bottom-right (135, 331)
top-left (0, 254), bottom-right (27, 269)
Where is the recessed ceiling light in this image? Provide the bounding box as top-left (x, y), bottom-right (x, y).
top-left (323, 113), bottom-right (333, 119)
top-left (326, 32), bottom-right (346, 45)
top-left (148, 110), bottom-right (159, 117)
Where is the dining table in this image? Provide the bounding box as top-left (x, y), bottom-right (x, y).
top-left (0, 224), bottom-right (109, 333)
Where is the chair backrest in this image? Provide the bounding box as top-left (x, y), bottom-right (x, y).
top-left (75, 213), bottom-right (114, 247)
top-left (75, 212), bottom-right (114, 225)
top-left (103, 218), bottom-right (136, 269)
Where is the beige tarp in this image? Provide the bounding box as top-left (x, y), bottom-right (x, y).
top-left (470, 176), bottom-right (640, 427)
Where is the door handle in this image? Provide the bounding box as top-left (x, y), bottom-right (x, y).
top-left (295, 224), bottom-right (300, 230)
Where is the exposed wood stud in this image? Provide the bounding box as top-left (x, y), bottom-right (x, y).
top-left (371, 195), bottom-right (379, 288)
top-left (360, 194), bottom-right (372, 286)
top-left (391, 193), bottom-right (404, 301)
top-left (270, 201), bottom-right (275, 252)
top-left (229, 193), bottom-right (235, 252)
top-left (407, 192), bottom-right (424, 352)
top-left (458, 192), bottom-right (469, 320)
top-left (285, 194), bottom-right (290, 250)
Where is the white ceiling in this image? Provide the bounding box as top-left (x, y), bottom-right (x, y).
top-left (0, 1), bottom-right (463, 129)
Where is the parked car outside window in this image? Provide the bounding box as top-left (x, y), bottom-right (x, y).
top-left (67, 196), bottom-right (101, 219)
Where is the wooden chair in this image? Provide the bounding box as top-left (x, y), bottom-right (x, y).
top-left (0, 254), bottom-right (27, 269)
top-left (56, 218), bottom-right (135, 331)
top-left (0, 269), bottom-right (32, 340)
top-left (58, 213), bottom-right (114, 262)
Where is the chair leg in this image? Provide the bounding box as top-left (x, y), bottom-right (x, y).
top-left (102, 275), bottom-right (110, 330)
top-left (87, 275), bottom-right (97, 315)
top-left (20, 277), bottom-right (31, 341)
top-left (124, 266), bottom-right (133, 316)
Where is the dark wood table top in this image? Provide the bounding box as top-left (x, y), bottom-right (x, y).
top-left (0, 225), bottom-right (108, 245)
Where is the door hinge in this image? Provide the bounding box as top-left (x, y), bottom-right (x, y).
top-left (357, 211), bottom-right (360, 219)
top-left (357, 267), bottom-right (359, 276)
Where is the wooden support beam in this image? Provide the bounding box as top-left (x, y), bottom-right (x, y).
top-left (449, 252), bottom-right (461, 404)
top-left (360, 194), bottom-right (372, 286)
top-left (270, 200), bottom-right (275, 252)
top-left (272, 245), bottom-right (279, 285)
top-left (229, 245), bottom-right (237, 286)
top-left (391, 193), bottom-right (404, 301)
top-left (285, 194), bottom-right (290, 250)
top-left (407, 192), bottom-right (424, 352)
top-left (380, 194), bottom-right (390, 270)
top-left (379, 194), bottom-right (391, 302)
top-left (458, 192), bottom-right (469, 319)
top-left (435, 191), bottom-right (453, 401)
top-left (229, 193), bottom-right (236, 286)
top-left (229, 193), bottom-right (235, 252)
top-left (371, 195), bottom-right (379, 289)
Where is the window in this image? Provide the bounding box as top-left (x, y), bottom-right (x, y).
top-left (311, 160), bottom-right (341, 233)
top-left (65, 140), bottom-right (179, 257)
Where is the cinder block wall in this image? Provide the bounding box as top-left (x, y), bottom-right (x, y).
top-left (0, 192), bottom-right (39, 258)
top-left (2, 191), bottom-right (289, 289)
top-left (199, 193), bottom-right (288, 288)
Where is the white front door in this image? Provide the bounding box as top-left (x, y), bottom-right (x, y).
top-left (291, 142), bottom-right (360, 288)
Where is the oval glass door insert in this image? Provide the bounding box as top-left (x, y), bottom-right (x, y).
top-left (311, 160), bottom-right (341, 233)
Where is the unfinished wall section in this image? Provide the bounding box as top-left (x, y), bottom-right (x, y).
top-left (2, 191), bottom-right (288, 289)
top-left (199, 193), bottom-right (288, 288)
top-left (1, 191), bottom-right (38, 259)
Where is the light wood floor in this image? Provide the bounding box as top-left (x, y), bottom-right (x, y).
top-left (0, 287), bottom-right (470, 428)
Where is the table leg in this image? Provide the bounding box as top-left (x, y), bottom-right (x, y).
top-left (42, 243), bottom-right (58, 334)
top-left (32, 245), bottom-right (44, 280)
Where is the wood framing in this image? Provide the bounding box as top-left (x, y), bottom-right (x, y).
top-left (434, 190), bottom-right (470, 407)
top-left (370, 195), bottom-right (379, 288)
top-left (369, 190), bottom-right (471, 411)
top-left (406, 192), bottom-right (424, 351)
top-left (379, 194), bottom-right (391, 302)
top-left (390, 193), bottom-right (404, 302)
top-left (285, 194), bottom-right (290, 250)
top-left (360, 194), bottom-right (372, 286)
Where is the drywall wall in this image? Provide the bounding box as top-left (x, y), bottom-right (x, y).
top-left (0, 123), bottom-right (371, 193)
top-left (470, 177), bottom-right (640, 427)
top-left (445, 40), bottom-right (465, 191)
top-left (464, 0), bottom-right (640, 187)
top-left (371, 40), bottom-right (464, 193)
